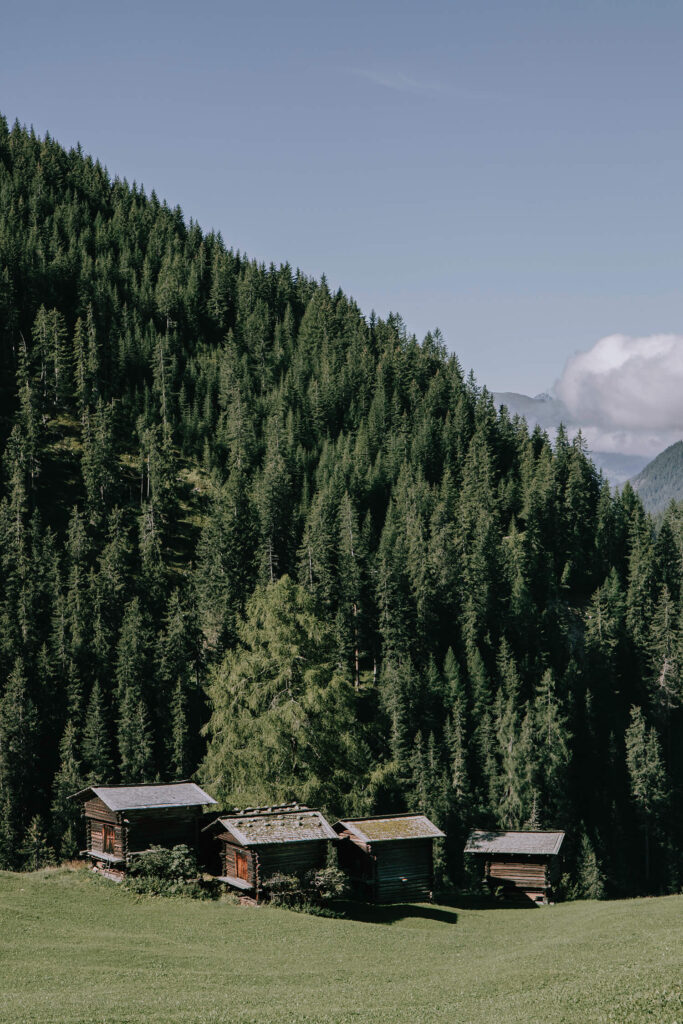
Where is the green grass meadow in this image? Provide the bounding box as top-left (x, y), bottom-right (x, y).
top-left (0, 868), bottom-right (681, 1024)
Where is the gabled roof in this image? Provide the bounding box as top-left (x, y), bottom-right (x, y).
top-left (336, 814), bottom-right (445, 842)
top-left (205, 803), bottom-right (337, 845)
top-left (464, 829), bottom-right (565, 856)
top-left (71, 781), bottom-right (217, 812)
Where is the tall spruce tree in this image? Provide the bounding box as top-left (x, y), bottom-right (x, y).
top-left (50, 720), bottom-right (83, 858)
top-left (625, 706), bottom-right (667, 886)
top-left (0, 658), bottom-right (39, 866)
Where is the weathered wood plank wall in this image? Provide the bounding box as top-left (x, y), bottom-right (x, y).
top-left (374, 839), bottom-right (433, 903)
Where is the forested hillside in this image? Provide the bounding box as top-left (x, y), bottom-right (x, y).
top-left (631, 441), bottom-right (683, 516)
top-left (0, 117), bottom-right (680, 895)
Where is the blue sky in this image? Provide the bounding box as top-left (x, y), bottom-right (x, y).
top-left (3, 0), bottom-right (683, 396)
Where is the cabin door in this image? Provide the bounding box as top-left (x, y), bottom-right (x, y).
top-left (102, 824), bottom-right (116, 855)
top-left (235, 851), bottom-right (249, 881)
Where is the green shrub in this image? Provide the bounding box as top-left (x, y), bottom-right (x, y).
top-left (262, 871), bottom-right (301, 906)
top-left (302, 864), bottom-right (349, 901)
top-left (122, 845), bottom-right (212, 899)
top-left (262, 864), bottom-right (349, 908)
top-left (460, 855), bottom-right (488, 896)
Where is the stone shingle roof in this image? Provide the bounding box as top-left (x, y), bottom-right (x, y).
top-left (208, 804), bottom-right (337, 845)
top-left (72, 782), bottom-right (216, 811)
top-left (336, 814), bottom-right (445, 842)
top-left (464, 830), bottom-right (565, 856)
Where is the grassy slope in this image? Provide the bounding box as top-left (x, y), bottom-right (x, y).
top-left (0, 869), bottom-right (681, 1024)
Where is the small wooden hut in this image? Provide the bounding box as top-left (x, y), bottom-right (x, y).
top-left (203, 803), bottom-right (337, 897)
top-left (334, 814), bottom-right (445, 903)
top-left (464, 829), bottom-right (565, 903)
top-left (71, 781), bottom-right (217, 871)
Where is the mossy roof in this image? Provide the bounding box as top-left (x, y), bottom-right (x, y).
top-left (207, 807), bottom-right (337, 845)
top-left (336, 814), bottom-right (445, 842)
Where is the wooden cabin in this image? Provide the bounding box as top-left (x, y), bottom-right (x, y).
top-left (203, 803), bottom-right (337, 897)
top-left (464, 829), bottom-right (565, 903)
top-left (334, 814), bottom-right (445, 903)
top-left (71, 781), bottom-right (217, 871)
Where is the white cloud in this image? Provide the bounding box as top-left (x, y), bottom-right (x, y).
top-left (554, 333), bottom-right (683, 456)
top-left (349, 68), bottom-right (443, 95)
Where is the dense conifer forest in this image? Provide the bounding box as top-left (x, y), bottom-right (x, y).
top-left (0, 116), bottom-right (680, 896)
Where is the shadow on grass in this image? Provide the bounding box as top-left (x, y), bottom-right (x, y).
top-left (440, 892), bottom-right (540, 911)
top-left (334, 900), bottom-right (459, 925)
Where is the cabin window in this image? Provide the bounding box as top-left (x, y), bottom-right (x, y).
top-left (102, 824), bottom-right (116, 855)
top-left (235, 850), bottom-right (249, 881)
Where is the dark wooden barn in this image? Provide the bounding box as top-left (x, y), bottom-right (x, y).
top-left (203, 803), bottom-right (337, 897)
top-left (464, 829), bottom-right (565, 903)
top-left (334, 814), bottom-right (445, 903)
top-left (71, 781), bottom-right (217, 871)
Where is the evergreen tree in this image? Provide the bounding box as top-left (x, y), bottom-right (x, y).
top-left (533, 669), bottom-right (571, 825)
top-left (50, 720), bottom-right (83, 858)
top-left (0, 658), bottom-right (39, 863)
top-left (203, 576), bottom-right (363, 809)
top-left (625, 706), bottom-right (666, 885)
top-left (194, 468), bottom-right (256, 654)
top-left (573, 830), bottom-right (606, 900)
top-left (118, 686), bottom-right (154, 784)
top-left (115, 598), bottom-right (154, 781)
top-left (20, 815), bottom-right (55, 871)
top-left (169, 676), bottom-right (190, 778)
top-left (82, 681), bottom-right (113, 784)
top-left (648, 586), bottom-right (682, 724)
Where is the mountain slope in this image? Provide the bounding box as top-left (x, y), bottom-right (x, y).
top-left (0, 116), bottom-right (681, 895)
top-left (630, 440), bottom-right (683, 514)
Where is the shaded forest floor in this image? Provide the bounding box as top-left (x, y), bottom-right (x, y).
top-left (0, 868), bottom-right (681, 1023)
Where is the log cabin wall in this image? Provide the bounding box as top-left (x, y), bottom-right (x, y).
top-left (218, 838), bottom-right (328, 892)
top-left (84, 798), bottom-right (117, 824)
top-left (221, 839), bottom-right (257, 886)
top-left (83, 799), bottom-right (126, 860)
top-left (337, 836), bottom-right (373, 898)
top-left (88, 819), bottom-right (126, 860)
top-left (125, 806), bottom-right (201, 853)
top-left (485, 854), bottom-right (550, 895)
top-left (83, 805), bottom-right (203, 865)
top-left (547, 855), bottom-right (562, 886)
top-left (374, 839), bottom-right (434, 903)
top-left (255, 839), bottom-right (328, 881)
top-left (336, 834), bottom-right (435, 903)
